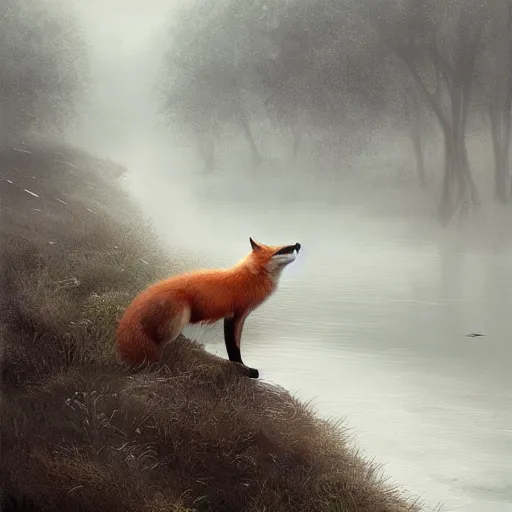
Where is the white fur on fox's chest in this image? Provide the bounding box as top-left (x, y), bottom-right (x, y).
top-left (241, 252), bottom-right (296, 285)
top-left (265, 264), bottom-right (286, 285)
top-left (265, 253), bottom-right (296, 284)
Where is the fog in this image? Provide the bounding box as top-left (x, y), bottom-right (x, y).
top-left (22, 0), bottom-right (512, 510)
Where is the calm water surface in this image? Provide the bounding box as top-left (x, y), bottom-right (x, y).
top-left (124, 163), bottom-right (512, 512)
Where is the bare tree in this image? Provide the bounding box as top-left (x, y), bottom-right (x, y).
top-left (405, 88), bottom-right (428, 188)
top-left (362, 0), bottom-right (489, 223)
top-left (161, 0), bottom-right (265, 170)
top-left (478, 2), bottom-right (512, 203)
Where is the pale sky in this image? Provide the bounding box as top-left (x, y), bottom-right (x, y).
top-left (45, 0), bottom-right (181, 52)
top-left (38, 0), bottom-right (184, 156)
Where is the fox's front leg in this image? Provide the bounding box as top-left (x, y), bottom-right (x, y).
top-left (224, 312), bottom-right (259, 379)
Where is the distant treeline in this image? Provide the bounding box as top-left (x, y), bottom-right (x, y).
top-left (3, 0), bottom-right (512, 225)
top-left (159, 0), bottom-right (512, 223)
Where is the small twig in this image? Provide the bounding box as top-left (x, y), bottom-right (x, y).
top-left (23, 189), bottom-right (39, 198)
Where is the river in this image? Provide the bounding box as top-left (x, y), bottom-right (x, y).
top-left (117, 147), bottom-right (512, 512)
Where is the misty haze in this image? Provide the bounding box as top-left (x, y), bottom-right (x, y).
top-left (2, 0), bottom-right (512, 511)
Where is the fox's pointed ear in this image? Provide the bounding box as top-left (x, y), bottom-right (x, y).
top-left (249, 237), bottom-right (262, 251)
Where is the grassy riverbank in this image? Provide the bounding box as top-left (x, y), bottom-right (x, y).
top-left (0, 140), bottom-right (422, 512)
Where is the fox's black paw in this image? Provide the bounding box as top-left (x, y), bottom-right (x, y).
top-left (247, 367), bottom-right (259, 379)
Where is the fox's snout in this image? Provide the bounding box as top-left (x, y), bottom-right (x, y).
top-left (273, 242), bottom-right (301, 256)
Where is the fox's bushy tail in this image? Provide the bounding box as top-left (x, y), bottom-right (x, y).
top-left (116, 321), bottom-right (162, 365)
top-left (116, 300), bottom-right (191, 366)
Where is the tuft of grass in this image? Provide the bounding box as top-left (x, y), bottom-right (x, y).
top-left (0, 139), bottom-right (425, 511)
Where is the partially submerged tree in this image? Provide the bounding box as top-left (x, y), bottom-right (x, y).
top-left (360, 0), bottom-right (490, 222)
top-left (478, 1), bottom-right (512, 203)
top-left (0, 0), bottom-right (88, 145)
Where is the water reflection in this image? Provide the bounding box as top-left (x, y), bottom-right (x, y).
top-left (127, 171), bottom-right (512, 511)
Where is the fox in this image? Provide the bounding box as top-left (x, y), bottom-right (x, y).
top-left (115, 237), bottom-right (301, 378)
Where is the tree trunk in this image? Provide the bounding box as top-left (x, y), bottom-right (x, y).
top-left (489, 107), bottom-right (511, 204)
top-left (437, 118), bottom-right (478, 224)
top-left (438, 136), bottom-right (455, 224)
top-left (396, 28), bottom-right (483, 226)
top-left (466, 151), bottom-right (479, 205)
top-left (445, 84), bottom-right (479, 218)
top-left (498, 148), bottom-right (510, 203)
top-left (410, 118), bottom-right (427, 188)
top-left (436, 132), bottom-right (478, 225)
top-left (409, 93), bottom-right (427, 188)
top-left (238, 110), bottom-right (261, 166)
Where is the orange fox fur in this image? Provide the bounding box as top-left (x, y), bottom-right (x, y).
top-left (115, 238), bottom-right (301, 378)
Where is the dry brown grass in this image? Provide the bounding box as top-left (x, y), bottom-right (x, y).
top-left (0, 139), bottom-right (424, 512)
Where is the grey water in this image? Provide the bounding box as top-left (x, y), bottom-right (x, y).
top-left (119, 148), bottom-right (512, 512)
